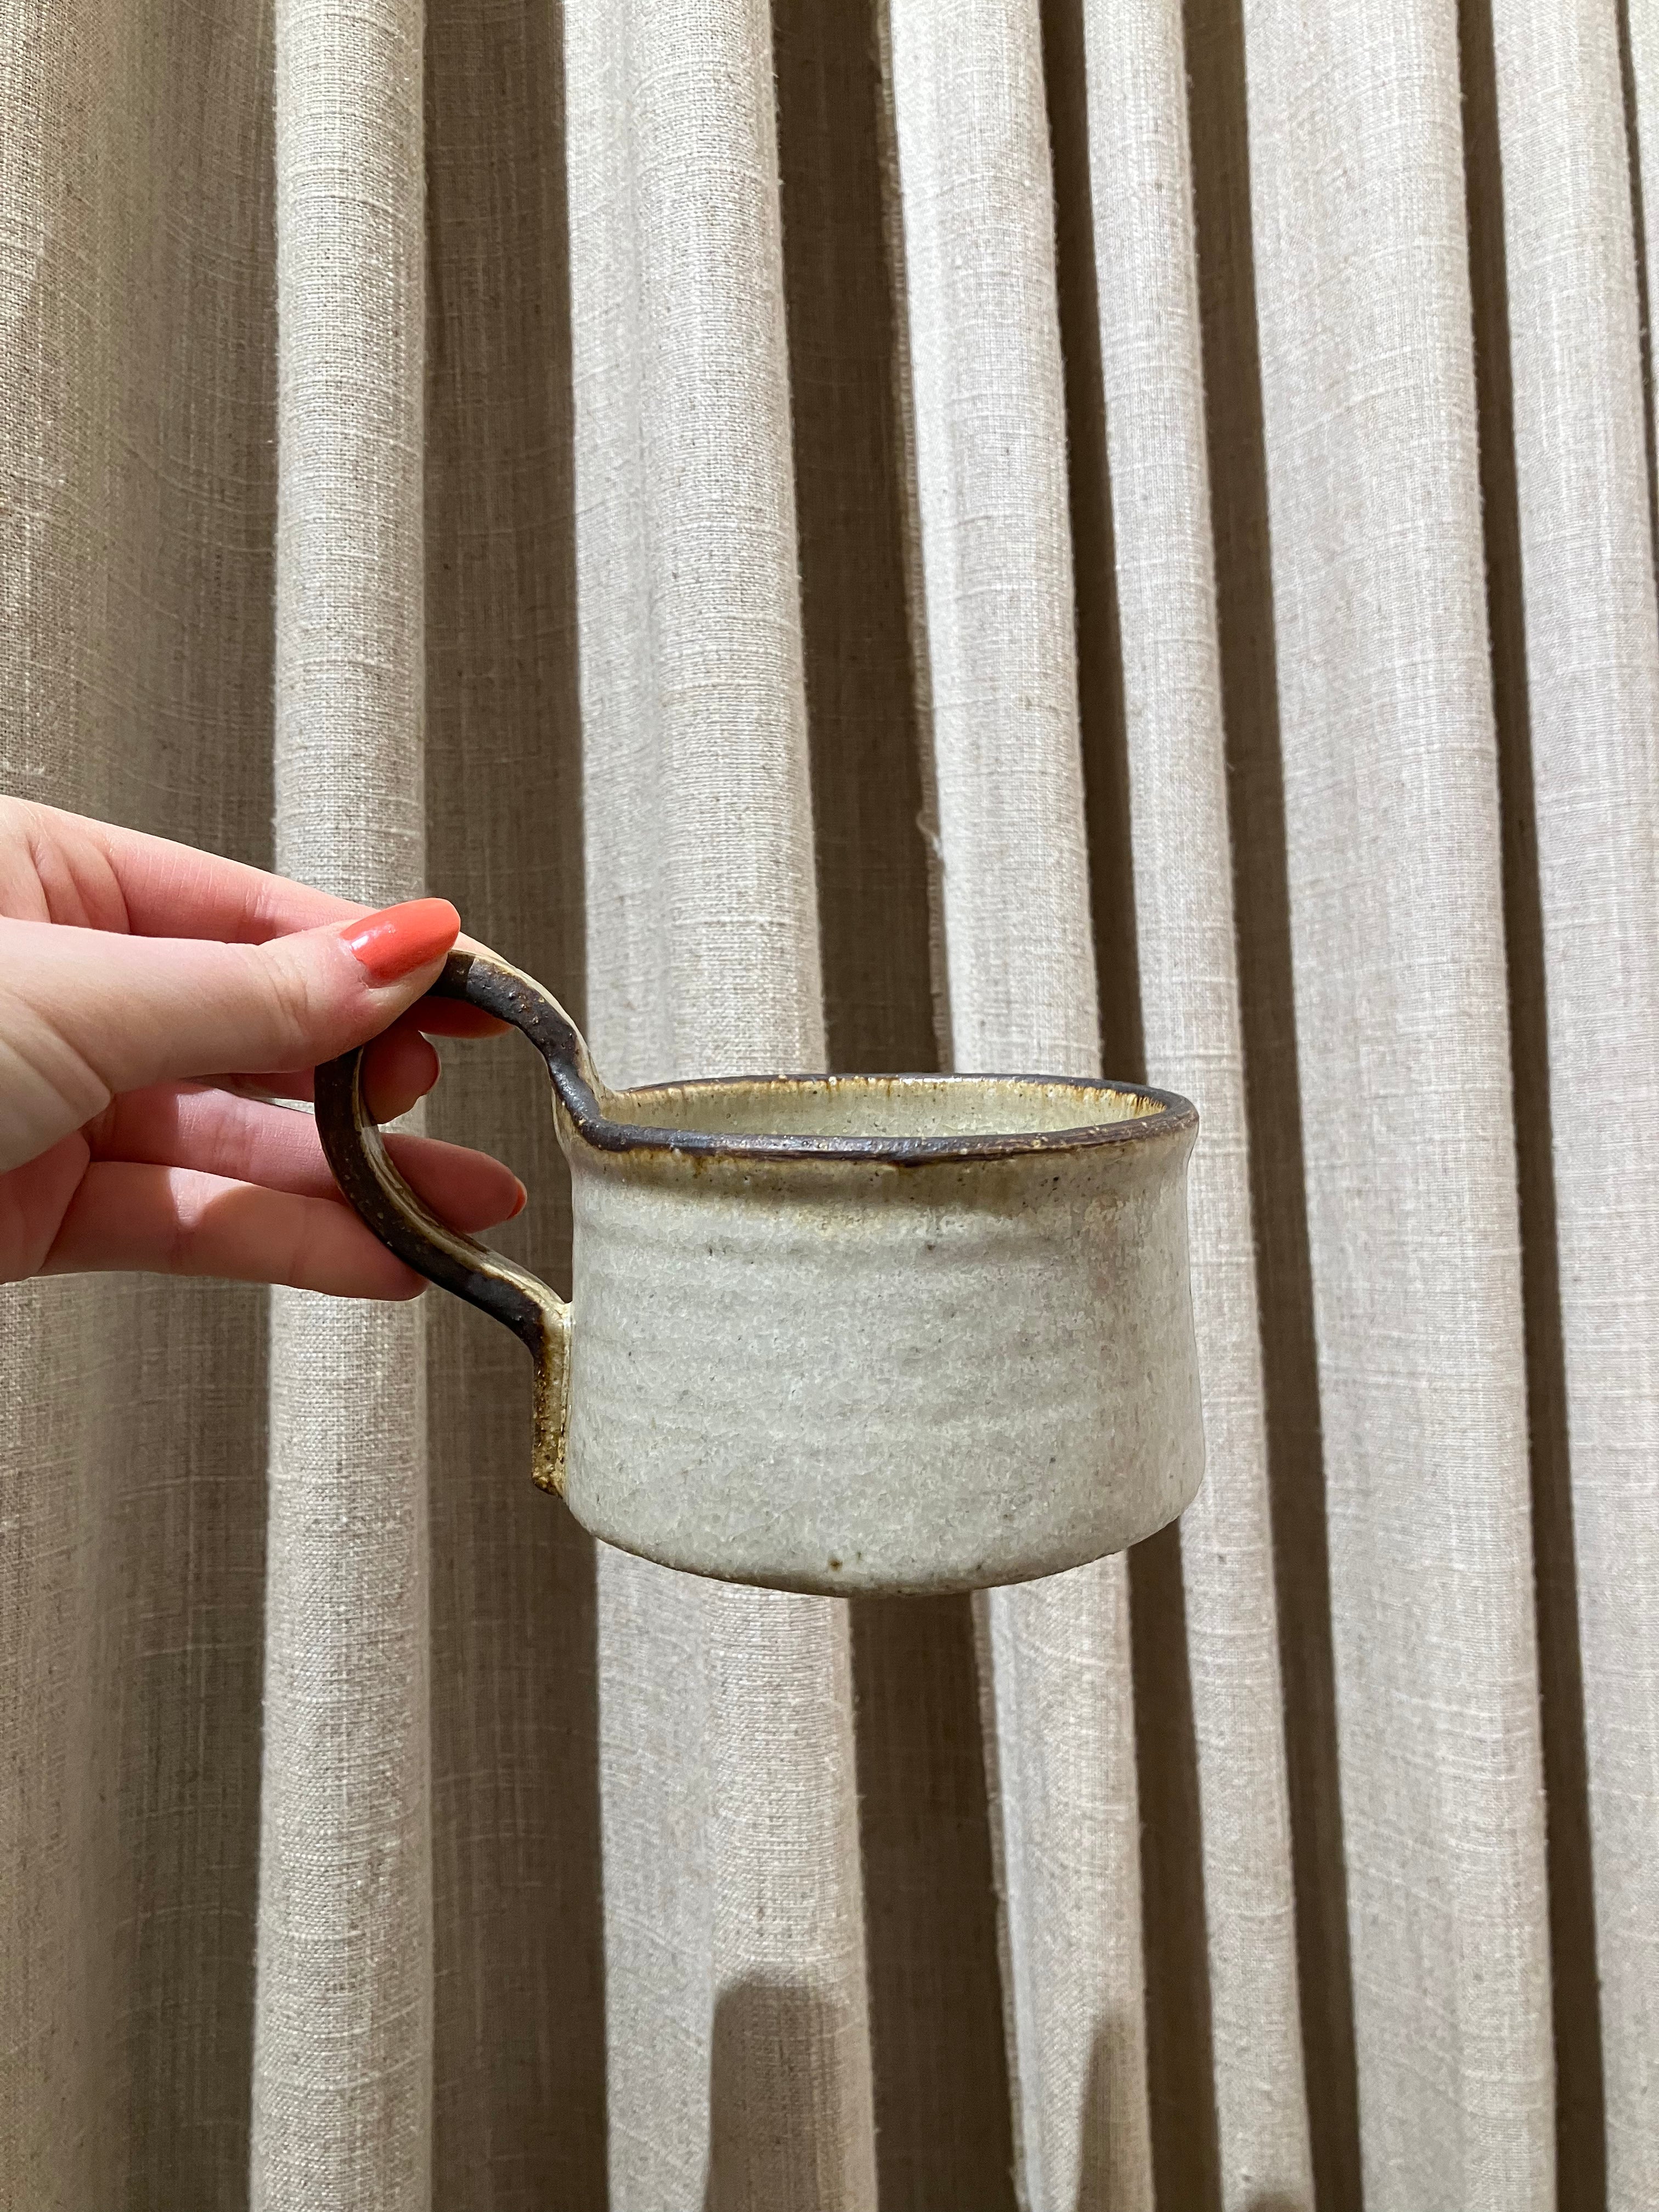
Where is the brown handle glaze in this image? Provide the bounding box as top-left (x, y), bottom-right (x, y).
top-left (314, 946), bottom-right (592, 1496)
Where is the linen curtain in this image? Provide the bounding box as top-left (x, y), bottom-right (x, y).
top-left (2, 0), bottom-right (1655, 2204)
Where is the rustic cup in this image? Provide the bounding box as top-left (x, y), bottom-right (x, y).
top-left (315, 946), bottom-right (1204, 1597)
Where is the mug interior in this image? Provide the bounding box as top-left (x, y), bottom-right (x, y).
top-left (610, 1072), bottom-right (1163, 1142)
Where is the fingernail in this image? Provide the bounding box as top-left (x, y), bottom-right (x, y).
top-left (340, 898), bottom-right (460, 985)
top-left (509, 1180), bottom-right (528, 1220)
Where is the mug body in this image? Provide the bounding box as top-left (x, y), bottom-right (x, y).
top-left (556, 1074), bottom-right (1203, 1596)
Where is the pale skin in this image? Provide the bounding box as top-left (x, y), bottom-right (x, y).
top-left (0, 800), bottom-right (523, 1296)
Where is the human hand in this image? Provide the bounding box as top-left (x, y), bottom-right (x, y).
top-left (0, 800), bottom-right (525, 1297)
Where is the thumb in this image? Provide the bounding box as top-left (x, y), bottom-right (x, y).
top-left (0, 900), bottom-right (460, 1168)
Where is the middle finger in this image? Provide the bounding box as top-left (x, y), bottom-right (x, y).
top-left (89, 1082), bottom-right (526, 1232)
top-left (217, 1015), bottom-right (442, 1121)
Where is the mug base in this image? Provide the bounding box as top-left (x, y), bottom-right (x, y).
top-left (566, 1485), bottom-right (1199, 1598)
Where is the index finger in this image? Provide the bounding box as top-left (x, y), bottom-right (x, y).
top-left (18, 805), bottom-right (506, 1033)
top-left (21, 803), bottom-right (361, 939)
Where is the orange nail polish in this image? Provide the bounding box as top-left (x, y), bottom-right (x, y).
top-left (340, 898), bottom-right (460, 984)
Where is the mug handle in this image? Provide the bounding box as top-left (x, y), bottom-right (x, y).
top-left (313, 945), bottom-right (587, 1497)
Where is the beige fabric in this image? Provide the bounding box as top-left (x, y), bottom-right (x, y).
top-left (780, 9), bottom-right (1016, 2195)
top-left (566, 3), bottom-right (873, 2204)
top-left (0, 3), bottom-right (276, 2207)
top-left (1492, 7), bottom-right (1659, 2208)
top-left (1075, 4), bottom-right (1311, 2203)
top-left (1240, 1), bottom-right (1553, 2203)
top-left (885, 7), bottom-right (1149, 2205)
top-left (422, 0), bottom-right (605, 2196)
top-left (2, 0), bottom-right (1656, 2204)
top-left (256, 0), bottom-right (431, 2206)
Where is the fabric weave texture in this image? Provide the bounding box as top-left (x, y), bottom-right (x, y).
top-left (1, 0), bottom-right (1655, 2207)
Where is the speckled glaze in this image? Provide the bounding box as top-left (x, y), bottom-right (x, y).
top-left (315, 949), bottom-right (1204, 1596)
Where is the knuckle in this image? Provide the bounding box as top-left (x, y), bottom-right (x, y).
top-left (259, 940), bottom-right (330, 1061)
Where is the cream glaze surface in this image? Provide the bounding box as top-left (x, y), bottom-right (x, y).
top-left (557, 1084), bottom-right (1203, 1594)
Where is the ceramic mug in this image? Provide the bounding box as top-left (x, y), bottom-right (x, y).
top-left (315, 946), bottom-right (1205, 1597)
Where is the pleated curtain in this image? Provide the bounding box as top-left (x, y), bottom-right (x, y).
top-left (2, 0), bottom-right (1655, 2205)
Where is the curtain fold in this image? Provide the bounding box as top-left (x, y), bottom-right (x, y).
top-left (422, 0), bottom-right (602, 2198)
top-left (3, 0), bottom-right (1657, 2206)
top-left (1064, 4), bottom-right (1311, 2200)
top-left (567, 4), bottom-right (874, 2203)
top-left (255, 0), bottom-right (433, 2200)
top-left (1, 2), bottom-right (276, 2204)
top-left (885, 6), bottom-right (1150, 2205)
top-left (1234, 2), bottom-right (1554, 2200)
top-left (1487, 7), bottom-right (1659, 2204)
